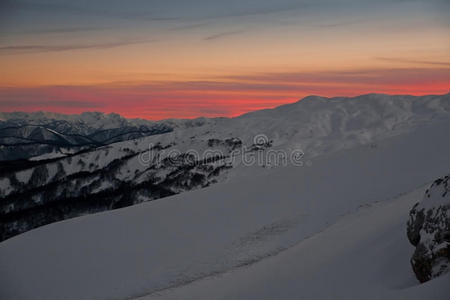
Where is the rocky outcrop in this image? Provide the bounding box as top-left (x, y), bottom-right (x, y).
top-left (407, 175), bottom-right (450, 283)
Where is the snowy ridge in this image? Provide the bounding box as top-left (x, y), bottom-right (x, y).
top-left (0, 93), bottom-right (449, 241)
top-left (0, 112), bottom-right (173, 160)
top-left (0, 115), bottom-right (449, 300)
top-left (0, 111), bottom-right (155, 130)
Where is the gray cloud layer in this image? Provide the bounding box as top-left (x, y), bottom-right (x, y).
top-left (204, 30), bottom-right (246, 41)
top-left (0, 39), bottom-right (155, 55)
top-left (0, 99), bottom-right (104, 108)
top-left (376, 57), bottom-right (450, 67)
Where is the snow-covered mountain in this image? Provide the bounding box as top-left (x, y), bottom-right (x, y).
top-left (0, 111), bottom-right (173, 161)
top-left (0, 111), bottom-right (157, 130)
top-left (0, 109), bottom-right (449, 299)
top-left (1, 93), bottom-right (449, 241)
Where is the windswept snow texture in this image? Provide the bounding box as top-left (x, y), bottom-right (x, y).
top-left (1, 93), bottom-right (450, 241)
top-left (142, 188), bottom-right (449, 300)
top-left (0, 117), bottom-right (449, 300)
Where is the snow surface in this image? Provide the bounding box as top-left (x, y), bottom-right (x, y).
top-left (140, 187), bottom-right (450, 300)
top-left (29, 150), bottom-right (68, 161)
top-left (0, 111), bottom-right (156, 130)
top-left (0, 118), bottom-right (449, 300)
top-left (1, 93), bottom-right (449, 197)
top-left (14, 169), bottom-right (33, 184)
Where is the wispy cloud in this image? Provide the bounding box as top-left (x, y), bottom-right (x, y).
top-left (19, 26), bottom-right (111, 34)
top-left (11, 0), bottom-right (178, 21)
top-left (199, 2), bottom-right (308, 20)
top-left (1, 66), bottom-right (449, 119)
top-left (204, 30), bottom-right (245, 41)
top-left (169, 22), bottom-right (212, 31)
top-left (11, 0), bottom-right (307, 23)
top-left (313, 20), bottom-right (363, 28)
top-left (0, 39), bottom-right (155, 55)
top-left (0, 99), bottom-right (104, 108)
top-left (376, 57), bottom-right (450, 67)
top-left (221, 68), bottom-right (450, 85)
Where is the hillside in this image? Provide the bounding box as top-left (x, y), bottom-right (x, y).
top-left (1, 93), bottom-right (449, 241)
top-left (1, 116), bottom-right (449, 299)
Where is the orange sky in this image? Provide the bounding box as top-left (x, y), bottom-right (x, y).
top-left (0, 0), bottom-right (449, 119)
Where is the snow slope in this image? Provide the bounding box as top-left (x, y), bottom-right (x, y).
top-left (2, 94), bottom-right (449, 197)
top-left (147, 187), bottom-right (450, 300)
top-left (0, 117), bottom-right (449, 300)
top-left (3, 93), bottom-right (449, 241)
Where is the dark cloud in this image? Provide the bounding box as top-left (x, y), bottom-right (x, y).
top-left (10, 0), bottom-right (172, 21)
top-left (219, 68), bottom-right (450, 86)
top-left (21, 26), bottom-right (111, 34)
top-left (198, 107), bottom-right (232, 115)
top-left (169, 22), bottom-right (212, 31)
top-left (0, 39), bottom-right (155, 55)
top-left (313, 20), bottom-right (363, 28)
top-left (376, 57), bottom-right (450, 67)
top-left (0, 99), bottom-right (105, 108)
top-left (204, 30), bottom-right (246, 41)
top-left (198, 3), bottom-right (306, 20)
top-left (1, 65), bottom-right (448, 119)
top-left (10, 0), bottom-right (308, 22)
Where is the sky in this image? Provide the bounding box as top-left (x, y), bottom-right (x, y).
top-left (0, 0), bottom-right (449, 119)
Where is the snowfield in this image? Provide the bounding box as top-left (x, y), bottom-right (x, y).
top-left (0, 115), bottom-right (449, 300)
top-left (142, 187), bottom-right (449, 300)
top-left (3, 94), bottom-right (450, 242)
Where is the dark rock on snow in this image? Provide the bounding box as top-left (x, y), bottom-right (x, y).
top-left (407, 175), bottom-right (450, 283)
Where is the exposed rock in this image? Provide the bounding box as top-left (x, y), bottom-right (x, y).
top-left (407, 175), bottom-right (450, 282)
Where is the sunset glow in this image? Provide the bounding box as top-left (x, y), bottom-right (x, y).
top-left (1, 0), bottom-right (449, 119)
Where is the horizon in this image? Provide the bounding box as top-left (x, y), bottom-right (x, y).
top-left (2, 92), bottom-right (449, 121)
top-left (1, 0), bottom-right (449, 119)
top-left (1, 91), bottom-right (449, 297)
top-left (1, 2), bottom-right (449, 297)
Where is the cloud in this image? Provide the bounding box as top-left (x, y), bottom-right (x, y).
top-left (313, 20), bottom-right (363, 28)
top-left (221, 68), bottom-right (450, 86)
top-left (204, 30), bottom-right (246, 41)
top-left (197, 107), bottom-right (233, 115)
top-left (11, 0), bottom-right (176, 21)
top-left (1, 66), bottom-right (448, 119)
top-left (0, 39), bottom-right (155, 55)
top-left (169, 22), bottom-right (212, 31)
top-left (11, 0), bottom-right (307, 23)
top-left (199, 4), bottom-right (304, 20)
top-left (20, 26), bottom-right (111, 34)
top-left (375, 57), bottom-right (450, 67)
top-left (0, 99), bottom-right (104, 108)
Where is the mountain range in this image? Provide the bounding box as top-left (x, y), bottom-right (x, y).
top-left (0, 93), bottom-right (449, 299)
top-left (1, 93), bottom-right (449, 241)
top-left (0, 111), bottom-right (173, 161)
